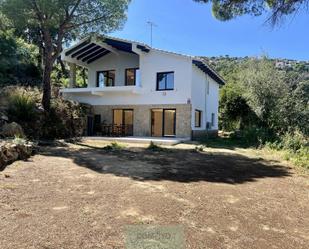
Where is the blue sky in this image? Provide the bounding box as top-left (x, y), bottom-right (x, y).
top-left (111, 0), bottom-right (309, 60)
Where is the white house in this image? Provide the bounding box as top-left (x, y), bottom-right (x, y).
top-left (60, 35), bottom-right (225, 139)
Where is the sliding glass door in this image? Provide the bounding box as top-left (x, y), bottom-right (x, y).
top-left (113, 109), bottom-right (133, 136)
top-left (151, 109), bottom-right (176, 137)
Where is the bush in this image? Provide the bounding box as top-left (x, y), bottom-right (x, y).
top-left (39, 98), bottom-right (89, 139)
top-left (291, 146), bottom-right (309, 169)
top-left (104, 142), bottom-right (125, 151)
top-left (231, 126), bottom-right (276, 147)
top-left (265, 131), bottom-right (308, 169)
top-left (7, 87), bottom-right (39, 122)
top-left (280, 132), bottom-right (307, 152)
top-left (147, 141), bottom-right (163, 151)
top-left (3, 86), bottom-right (90, 139)
top-left (195, 145), bottom-right (206, 152)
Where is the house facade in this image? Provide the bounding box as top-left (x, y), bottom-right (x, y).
top-left (60, 35), bottom-right (224, 139)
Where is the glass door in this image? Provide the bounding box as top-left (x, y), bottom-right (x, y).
top-left (113, 109), bottom-right (133, 136)
top-left (163, 109), bottom-right (176, 136)
top-left (151, 109), bottom-right (176, 137)
top-left (151, 109), bottom-right (163, 137)
top-left (123, 109), bottom-right (133, 136)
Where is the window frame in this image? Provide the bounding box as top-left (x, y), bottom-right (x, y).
top-left (195, 109), bottom-right (202, 128)
top-left (156, 71), bottom-right (174, 91)
top-left (125, 68), bottom-right (139, 86)
top-left (96, 70), bottom-right (115, 87)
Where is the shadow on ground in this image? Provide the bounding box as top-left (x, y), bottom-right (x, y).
top-left (40, 145), bottom-right (291, 184)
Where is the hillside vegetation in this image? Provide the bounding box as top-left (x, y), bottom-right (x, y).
top-left (202, 56), bottom-right (309, 168)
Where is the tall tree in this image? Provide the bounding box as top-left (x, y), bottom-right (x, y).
top-left (0, 0), bottom-right (130, 110)
top-left (194, 0), bottom-right (308, 25)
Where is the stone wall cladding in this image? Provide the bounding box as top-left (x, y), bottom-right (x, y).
top-left (93, 104), bottom-right (192, 138)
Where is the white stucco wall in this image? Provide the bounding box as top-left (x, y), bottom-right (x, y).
top-left (87, 51), bottom-right (139, 87)
top-left (191, 65), bottom-right (219, 130)
top-left (63, 49), bottom-right (192, 106)
top-left (206, 77), bottom-right (219, 130)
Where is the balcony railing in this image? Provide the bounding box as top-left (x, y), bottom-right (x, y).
top-left (59, 84), bottom-right (142, 95)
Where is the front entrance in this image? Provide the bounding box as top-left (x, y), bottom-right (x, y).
top-left (113, 109), bottom-right (134, 136)
top-left (151, 109), bottom-right (176, 137)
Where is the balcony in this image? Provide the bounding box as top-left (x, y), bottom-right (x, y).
top-left (60, 85), bottom-right (142, 96)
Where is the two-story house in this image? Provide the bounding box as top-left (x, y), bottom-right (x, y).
top-left (60, 35), bottom-right (224, 139)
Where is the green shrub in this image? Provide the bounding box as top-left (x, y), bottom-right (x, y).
top-left (265, 131), bottom-right (309, 169)
top-left (12, 136), bottom-right (27, 145)
top-left (7, 88), bottom-right (38, 122)
top-left (3, 86), bottom-right (90, 140)
top-left (291, 146), bottom-right (309, 169)
top-left (239, 127), bottom-right (276, 147)
top-left (280, 132), bottom-right (306, 152)
top-left (104, 142), bottom-right (125, 151)
top-left (195, 145), bottom-right (206, 152)
top-left (147, 141), bottom-right (163, 151)
top-left (39, 98), bottom-right (89, 139)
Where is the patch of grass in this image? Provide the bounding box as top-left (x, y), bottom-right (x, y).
top-left (147, 141), bottom-right (164, 151)
top-left (199, 136), bottom-right (250, 149)
top-left (199, 131), bottom-right (308, 170)
top-left (12, 136), bottom-right (27, 145)
top-left (265, 132), bottom-right (309, 170)
top-left (195, 145), bottom-right (206, 152)
top-left (104, 142), bottom-right (125, 151)
top-left (277, 147), bottom-right (308, 170)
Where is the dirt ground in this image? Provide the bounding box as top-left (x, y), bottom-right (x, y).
top-left (0, 141), bottom-right (308, 249)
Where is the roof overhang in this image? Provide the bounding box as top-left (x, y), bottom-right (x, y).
top-left (192, 59), bottom-right (225, 85)
top-left (62, 35), bottom-right (151, 65)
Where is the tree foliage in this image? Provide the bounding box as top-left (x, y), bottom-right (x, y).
top-left (0, 0), bottom-right (130, 110)
top-left (194, 0), bottom-right (309, 25)
top-left (211, 56), bottom-right (309, 137)
top-left (0, 16), bottom-right (41, 86)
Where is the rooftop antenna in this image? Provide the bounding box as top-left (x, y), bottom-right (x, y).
top-left (147, 21), bottom-right (157, 47)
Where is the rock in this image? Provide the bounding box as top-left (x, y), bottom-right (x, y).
top-left (0, 140), bottom-right (34, 171)
top-left (1, 122), bottom-right (24, 138)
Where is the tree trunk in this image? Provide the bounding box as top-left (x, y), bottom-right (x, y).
top-left (41, 55), bottom-right (53, 111)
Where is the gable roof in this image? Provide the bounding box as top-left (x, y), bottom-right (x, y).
top-left (192, 59), bottom-right (225, 85)
top-left (62, 35), bottom-right (225, 85)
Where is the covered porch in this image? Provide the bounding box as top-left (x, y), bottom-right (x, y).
top-left (60, 35), bottom-right (150, 91)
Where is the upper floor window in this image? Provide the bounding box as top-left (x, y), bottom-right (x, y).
top-left (195, 110), bottom-right (202, 127)
top-left (156, 71), bottom-right (174, 91)
top-left (125, 68), bottom-right (140, 86)
top-left (97, 70), bottom-right (115, 87)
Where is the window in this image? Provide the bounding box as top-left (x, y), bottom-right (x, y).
top-left (195, 110), bottom-right (202, 127)
top-left (125, 68), bottom-right (140, 86)
top-left (156, 71), bottom-right (174, 91)
top-left (211, 113), bottom-right (215, 127)
top-left (96, 70), bottom-right (115, 87)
